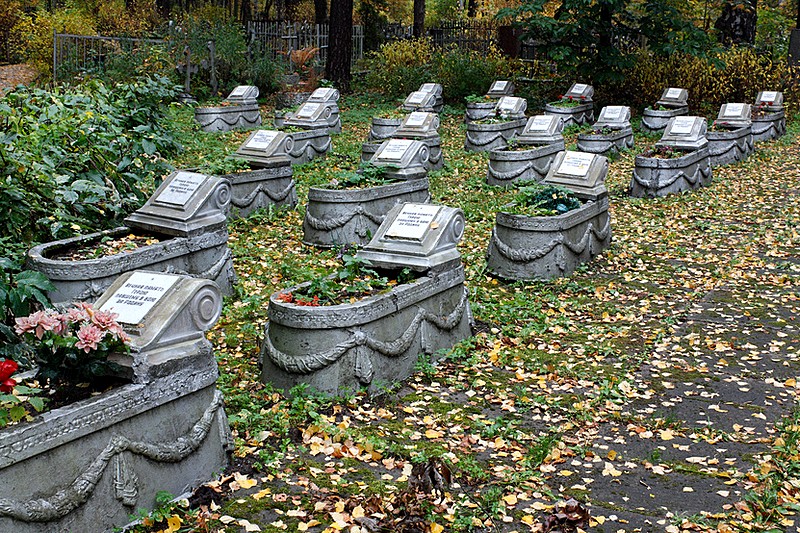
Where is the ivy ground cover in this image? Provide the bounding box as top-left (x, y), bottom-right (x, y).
top-left (132, 99), bottom-right (800, 533)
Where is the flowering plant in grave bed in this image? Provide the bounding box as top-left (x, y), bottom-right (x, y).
top-left (277, 249), bottom-right (420, 307)
top-left (14, 303), bottom-right (131, 388)
top-left (501, 183), bottom-right (583, 217)
top-left (640, 145), bottom-right (685, 159)
top-left (548, 96), bottom-right (586, 108)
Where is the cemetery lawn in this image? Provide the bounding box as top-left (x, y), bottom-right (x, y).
top-left (135, 98), bottom-right (800, 533)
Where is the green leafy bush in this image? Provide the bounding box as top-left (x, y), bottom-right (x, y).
top-left (607, 47), bottom-right (800, 116)
top-left (0, 258), bottom-right (53, 367)
top-left (359, 39), bottom-right (525, 103)
top-left (172, 7), bottom-right (281, 98)
top-left (0, 75), bottom-right (180, 251)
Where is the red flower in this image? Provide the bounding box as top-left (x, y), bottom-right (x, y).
top-left (0, 360), bottom-right (18, 393)
top-left (277, 292), bottom-right (294, 303)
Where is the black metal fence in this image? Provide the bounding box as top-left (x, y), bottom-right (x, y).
top-left (53, 32), bottom-right (168, 83)
top-left (245, 20), bottom-right (364, 65)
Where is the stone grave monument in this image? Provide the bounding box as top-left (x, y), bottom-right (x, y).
top-left (221, 129), bottom-right (297, 217)
top-left (576, 105), bottom-right (634, 155)
top-left (631, 116), bottom-right (713, 197)
top-left (282, 87), bottom-right (341, 133)
top-left (465, 80), bottom-right (515, 122)
top-left (486, 115), bottom-right (566, 186)
top-left (417, 82), bottom-right (444, 113)
top-left (752, 90), bottom-right (786, 142)
top-left (0, 271), bottom-right (231, 533)
top-left (641, 87), bottom-right (689, 133)
top-left (28, 171), bottom-right (236, 304)
top-left (369, 138), bottom-right (430, 180)
top-left (401, 90), bottom-right (438, 113)
top-left (195, 85), bottom-right (262, 133)
top-left (263, 202), bottom-right (473, 395)
top-left (465, 96), bottom-right (528, 152)
top-left (486, 150), bottom-right (611, 280)
top-left (708, 103), bottom-right (754, 167)
top-left (544, 83), bottom-right (594, 126)
top-left (389, 111), bottom-right (444, 171)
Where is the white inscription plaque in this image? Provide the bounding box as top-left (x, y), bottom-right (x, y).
top-left (558, 151), bottom-right (594, 177)
top-left (407, 91), bottom-right (427, 105)
top-left (156, 172), bottom-right (207, 206)
top-left (385, 204), bottom-right (442, 241)
top-left (760, 91), bottom-right (778, 102)
top-left (665, 88), bottom-right (682, 99)
top-left (297, 102), bottom-right (320, 118)
top-left (571, 83), bottom-right (588, 94)
top-left (311, 88), bottom-right (335, 100)
top-left (228, 86), bottom-right (247, 98)
top-left (602, 106), bottom-right (623, 120)
top-left (723, 103), bottom-right (744, 117)
top-left (670, 117), bottom-right (695, 135)
top-left (100, 272), bottom-right (180, 325)
top-left (246, 130), bottom-right (280, 150)
top-left (527, 115), bottom-right (553, 132)
top-left (405, 112), bottom-right (427, 127)
top-left (491, 81), bottom-right (508, 92)
top-left (420, 83), bottom-right (437, 93)
top-left (378, 139), bottom-right (414, 161)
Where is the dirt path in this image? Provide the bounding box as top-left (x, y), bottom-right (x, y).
top-left (0, 63), bottom-right (37, 92)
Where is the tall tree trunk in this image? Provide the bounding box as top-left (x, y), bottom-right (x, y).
top-left (413, 0), bottom-right (425, 38)
top-left (715, 0), bottom-right (758, 46)
top-left (314, 0), bottom-right (328, 24)
top-left (467, 0), bottom-right (478, 18)
top-left (326, 0), bottom-right (353, 91)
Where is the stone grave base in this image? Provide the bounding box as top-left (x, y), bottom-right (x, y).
top-left (27, 226), bottom-right (235, 305)
top-left (640, 106), bottom-right (688, 133)
top-left (368, 117), bottom-right (402, 142)
top-left (576, 126), bottom-right (634, 155)
top-left (464, 117), bottom-right (527, 152)
top-left (194, 104), bottom-right (262, 133)
top-left (543, 102), bottom-right (594, 127)
top-left (286, 128), bottom-right (332, 165)
top-left (221, 165), bottom-right (297, 219)
top-left (486, 141), bottom-right (564, 187)
top-left (0, 372), bottom-right (231, 533)
top-left (260, 265), bottom-right (472, 396)
top-left (302, 178), bottom-right (430, 248)
top-left (707, 126), bottom-right (753, 167)
top-left (630, 147), bottom-right (712, 198)
top-left (486, 196), bottom-right (611, 280)
top-left (464, 101), bottom-right (496, 123)
top-left (751, 110), bottom-right (786, 142)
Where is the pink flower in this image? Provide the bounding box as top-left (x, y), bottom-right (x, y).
top-left (15, 311), bottom-right (61, 339)
top-left (75, 323), bottom-right (105, 353)
top-left (91, 309), bottom-right (119, 330)
top-left (65, 306), bottom-right (90, 324)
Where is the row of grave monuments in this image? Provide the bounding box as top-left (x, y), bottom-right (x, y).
top-left (12, 80), bottom-right (790, 530)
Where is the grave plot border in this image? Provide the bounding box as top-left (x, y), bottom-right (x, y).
top-left (630, 148), bottom-right (713, 198)
top-left (464, 118), bottom-right (527, 152)
top-left (486, 141), bottom-right (565, 187)
top-left (707, 126), bottom-right (754, 167)
top-left (194, 104), bottom-right (262, 133)
top-left (576, 127), bottom-right (634, 155)
top-left (302, 178), bottom-right (431, 248)
top-left (485, 197), bottom-right (611, 280)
